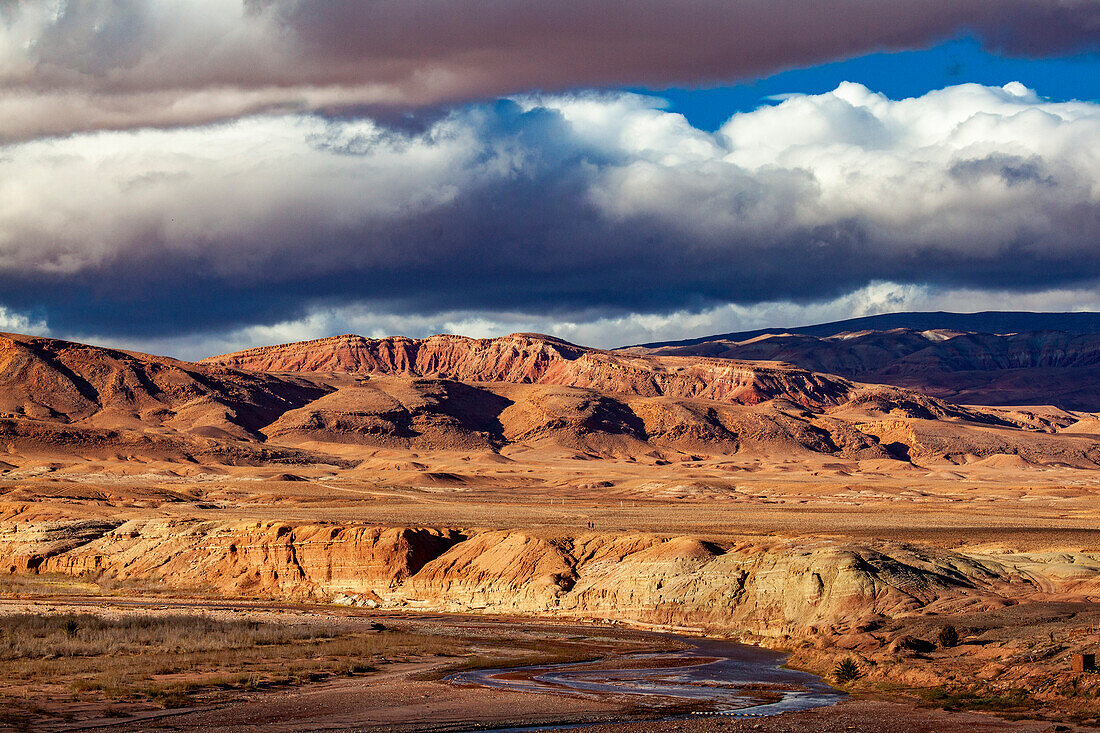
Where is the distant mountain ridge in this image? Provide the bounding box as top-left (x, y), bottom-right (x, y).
top-left (629, 311), bottom-right (1100, 349)
top-left (623, 311), bottom-right (1100, 410)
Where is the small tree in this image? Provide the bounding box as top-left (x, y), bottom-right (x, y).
top-left (937, 624), bottom-right (959, 649)
top-left (834, 657), bottom-right (861, 683)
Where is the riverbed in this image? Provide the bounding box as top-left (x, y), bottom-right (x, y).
top-left (448, 634), bottom-right (843, 721)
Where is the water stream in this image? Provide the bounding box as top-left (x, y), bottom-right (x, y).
top-left (447, 633), bottom-right (843, 728)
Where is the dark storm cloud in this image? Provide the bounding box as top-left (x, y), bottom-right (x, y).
top-left (949, 154), bottom-right (1057, 187)
top-left (1, 0), bottom-right (1098, 139)
top-left (2, 84), bottom-right (1100, 339)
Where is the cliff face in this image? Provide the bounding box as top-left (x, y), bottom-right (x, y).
top-left (203, 333), bottom-right (859, 409)
top-left (203, 334), bottom-right (585, 383)
top-left (4, 518), bottom-right (1092, 640)
top-left (10, 519), bottom-right (463, 599)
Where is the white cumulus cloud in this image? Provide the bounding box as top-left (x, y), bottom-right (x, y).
top-left (2, 81), bottom-right (1100, 347)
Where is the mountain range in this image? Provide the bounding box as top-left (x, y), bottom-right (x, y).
top-left (4, 312), bottom-right (1100, 470)
top-left (625, 311), bottom-right (1100, 410)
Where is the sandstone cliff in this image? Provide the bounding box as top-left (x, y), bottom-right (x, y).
top-left (5, 518), bottom-right (1094, 642)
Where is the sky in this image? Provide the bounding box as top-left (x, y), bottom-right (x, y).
top-left (2, 1), bottom-right (1100, 359)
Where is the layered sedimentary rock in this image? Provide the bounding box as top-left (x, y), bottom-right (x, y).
top-left (203, 333), bottom-right (862, 409)
top-left (13, 519), bottom-right (462, 599)
top-left (0, 330), bottom-right (1095, 466)
top-left (6, 519), bottom-right (1096, 640)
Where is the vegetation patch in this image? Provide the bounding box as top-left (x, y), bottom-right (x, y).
top-left (0, 610), bottom-right (461, 723)
top-left (918, 686), bottom-right (1032, 713)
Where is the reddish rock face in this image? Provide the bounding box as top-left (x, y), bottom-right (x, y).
top-left (202, 332), bottom-right (862, 409)
top-left (1, 329), bottom-right (1091, 467)
top-left (0, 331), bottom-right (331, 438)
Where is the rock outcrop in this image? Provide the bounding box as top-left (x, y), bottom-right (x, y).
top-left (18, 519), bottom-right (463, 599)
top-left (6, 519), bottom-right (1095, 639)
top-left (203, 333), bottom-right (861, 409)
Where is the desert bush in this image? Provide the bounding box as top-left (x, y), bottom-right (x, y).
top-left (937, 624), bottom-right (959, 649)
top-left (62, 618), bottom-right (79, 637)
top-left (834, 657), bottom-right (861, 683)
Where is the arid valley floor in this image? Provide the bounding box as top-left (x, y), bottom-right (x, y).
top-left (4, 327), bottom-right (1100, 730)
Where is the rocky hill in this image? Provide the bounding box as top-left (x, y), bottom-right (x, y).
top-left (625, 315), bottom-right (1100, 410)
top-left (0, 330), bottom-right (1098, 467)
top-left (204, 332), bottom-right (872, 408)
top-left (0, 332), bottom-right (334, 462)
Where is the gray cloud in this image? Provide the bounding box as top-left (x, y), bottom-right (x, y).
top-left (1, 0), bottom-right (1098, 139)
top-left (1, 82), bottom-right (1100, 346)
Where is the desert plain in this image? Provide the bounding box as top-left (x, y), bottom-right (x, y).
top-left (4, 327), bottom-right (1100, 731)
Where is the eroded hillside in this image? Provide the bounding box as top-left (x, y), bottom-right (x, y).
top-left (627, 326), bottom-right (1100, 410)
top-left (202, 332), bottom-right (861, 407)
top-left (1, 331), bottom-right (1099, 471)
top-left (4, 517), bottom-right (1097, 644)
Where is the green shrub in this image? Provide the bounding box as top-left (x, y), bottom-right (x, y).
top-left (918, 686), bottom-right (1030, 712)
top-left (834, 657), bottom-right (861, 683)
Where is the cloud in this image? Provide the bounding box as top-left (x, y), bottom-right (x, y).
top-left (82, 281), bottom-right (1100, 360)
top-left (0, 304), bottom-right (48, 336)
top-left (1, 0), bottom-right (1097, 139)
top-left (2, 81), bottom-right (1100, 349)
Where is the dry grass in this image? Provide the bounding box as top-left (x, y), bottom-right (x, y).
top-left (0, 571), bottom-right (191, 598)
top-left (0, 573), bottom-right (104, 596)
top-left (0, 612), bottom-right (333, 659)
top-left (0, 611), bottom-right (461, 712)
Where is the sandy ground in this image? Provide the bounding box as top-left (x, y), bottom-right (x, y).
top-left (51, 664), bottom-right (625, 733)
top-left (34, 663), bottom-right (1070, 733)
top-left (6, 452), bottom-right (1100, 550)
top-left (0, 597), bottom-right (1086, 733)
top-left (547, 700), bottom-right (1067, 733)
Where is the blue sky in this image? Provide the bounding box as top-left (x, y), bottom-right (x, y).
top-left (646, 38), bottom-right (1100, 131)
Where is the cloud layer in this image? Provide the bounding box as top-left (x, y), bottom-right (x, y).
top-left (2, 0), bottom-right (1098, 139)
top-left (3, 80), bottom-right (1100, 354)
top-left (90, 282), bottom-right (1100, 361)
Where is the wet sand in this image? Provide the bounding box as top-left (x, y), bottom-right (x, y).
top-left (448, 636), bottom-right (840, 717)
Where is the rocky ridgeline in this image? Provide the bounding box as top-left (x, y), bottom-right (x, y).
top-left (628, 327), bottom-right (1100, 410)
top-left (205, 332), bottom-right (879, 409)
top-left (4, 519), bottom-right (1096, 642)
top-left (3, 331), bottom-right (1092, 465)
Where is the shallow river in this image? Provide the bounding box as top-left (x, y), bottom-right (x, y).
top-left (447, 634), bottom-right (843, 725)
